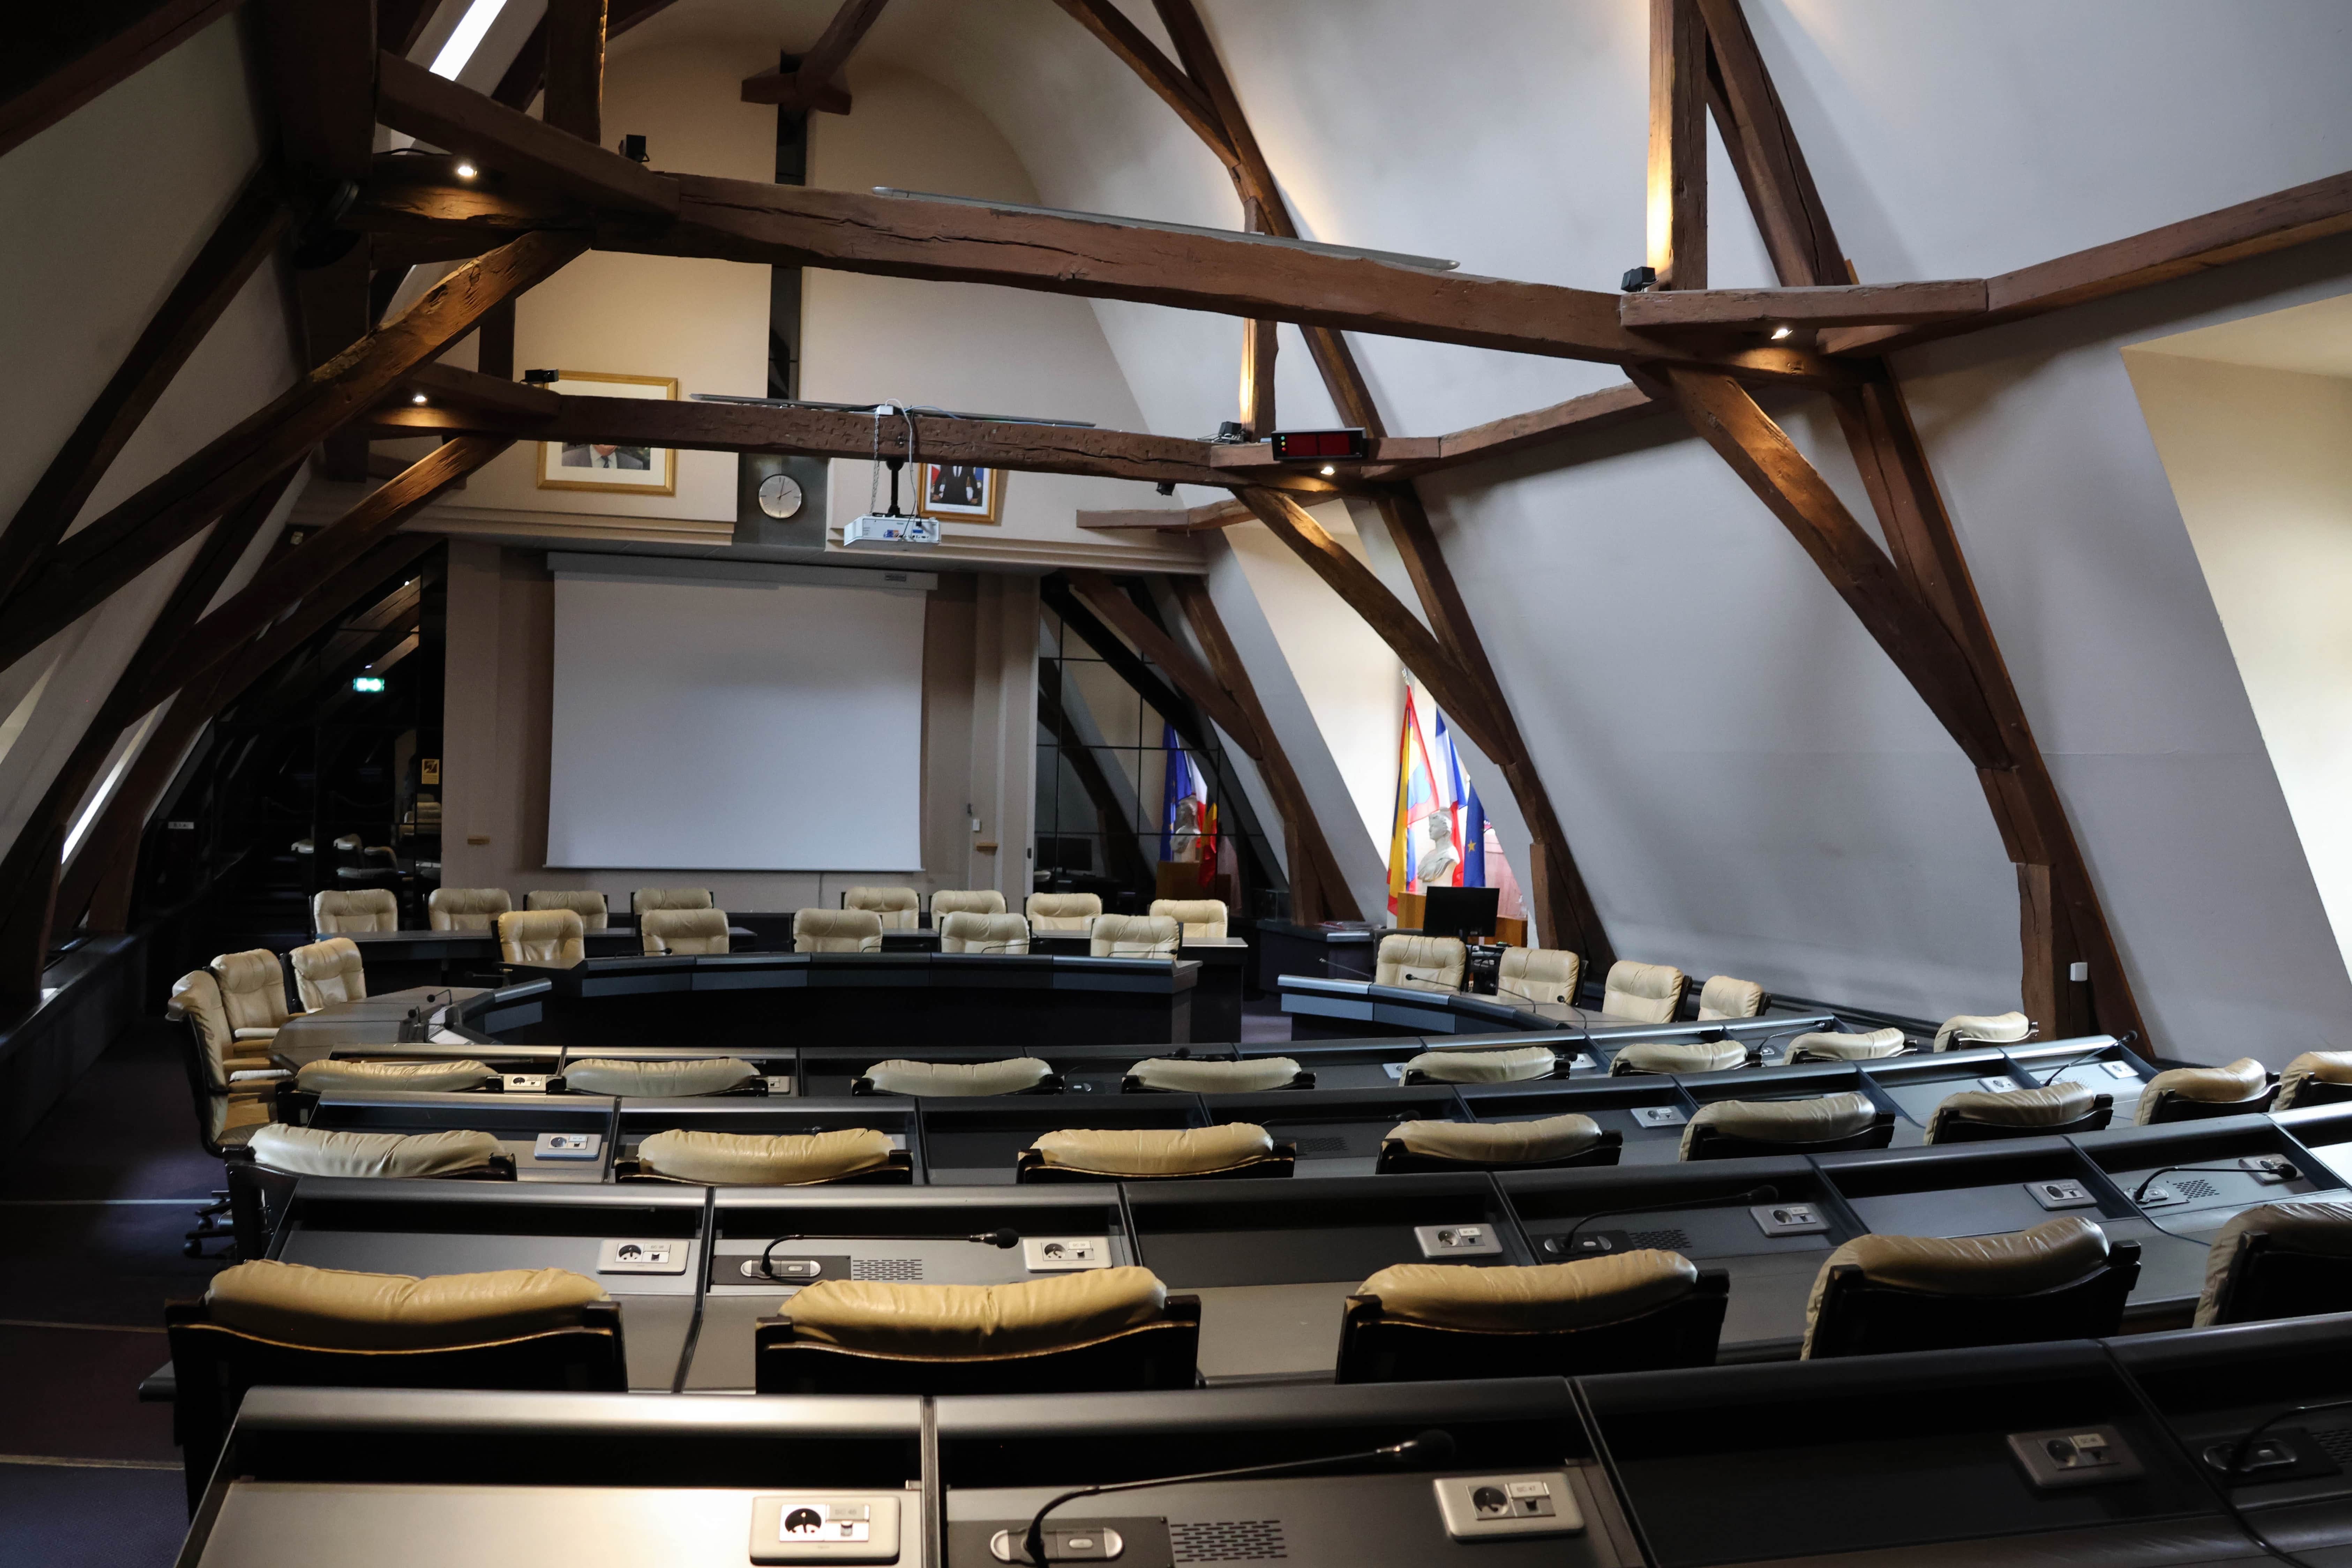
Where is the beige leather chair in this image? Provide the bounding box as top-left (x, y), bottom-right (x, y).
top-left (1696, 975), bottom-right (1768, 1020)
top-left (632, 887), bottom-right (713, 919)
top-left (1375, 1114), bottom-right (1622, 1174)
top-left (642, 907), bottom-right (730, 955)
top-left (1602, 960), bottom-right (1687, 1023)
top-left (620, 1128), bottom-right (910, 1186)
top-left (211, 950), bottom-right (295, 1043)
top-left (1802, 1217), bottom-right (2139, 1358)
top-left (1124, 1057), bottom-right (1310, 1093)
top-left (1018, 1123), bottom-right (1295, 1182)
top-left (313, 889), bottom-right (398, 933)
top-left (1026, 892), bottom-right (1102, 932)
top-left (795, 908), bottom-right (883, 953)
top-left (1680, 1093), bottom-right (1891, 1160)
top-left (754, 1267), bottom-right (1200, 1396)
top-left (930, 889), bottom-right (1007, 922)
top-left (1376, 934), bottom-right (1466, 991)
top-left (937, 912), bottom-right (1030, 954)
top-left (496, 908), bottom-right (584, 967)
top-left (1931, 1011), bottom-right (2031, 1052)
top-left (245, 1125), bottom-right (510, 1180)
top-left (166, 1260), bottom-right (621, 1507)
top-left (858, 1058), bottom-right (1059, 1096)
top-left (428, 887), bottom-right (511, 932)
top-left (167, 970), bottom-right (280, 1155)
top-left (1337, 1252), bottom-right (1727, 1382)
top-left (1610, 1039), bottom-right (1748, 1076)
top-left (559, 1058), bottom-right (762, 1097)
top-left (289, 938), bottom-right (366, 1012)
top-left (1924, 1081), bottom-right (2113, 1143)
top-left (524, 890), bottom-right (609, 931)
top-left (844, 887), bottom-right (920, 930)
top-left (1496, 947), bottom-right (1581, 1010)
top-left (293, 1059), bottom-right (497, 1095)
top-left (1089, 913), bottom-right (1180, 959)
top-left (1404, 1045), bottom-right (1559, 1085)
top-left (1787, 1027), bottom-right (1908, 1064)
top-left (2136, 1057), bottom-right (2274, 1124)
top-left (2195, 1201), bottom-right (2352, 1327)
top-left (1148, 898), bottom-right (1228, 940)
top-left (2277, 1051), bottom-right (2352, 1111)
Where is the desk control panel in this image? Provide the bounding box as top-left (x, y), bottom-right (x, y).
top-left (2006, 1427), bottom-right (2144, 1489)
top-left (751, 1493), bottom-right (902, 1563)
top-left (1432, 1472), bottom-right (1583, 1539)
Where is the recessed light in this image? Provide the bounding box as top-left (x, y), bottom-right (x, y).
top-left (1770, 325), bottom-right (1793, 340)
top-left (454, 161), bottom-right (479, 179)
top-left (411, 393), bottom-right (429, 405)
top-left (1319, 464), bottom-right (1336, 476)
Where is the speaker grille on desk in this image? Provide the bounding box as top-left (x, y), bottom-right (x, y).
top-left (1171, 1520), bottom-right (1287, 1562)
top-left (1294, 1135), bottom-right (1350, 1154)
top-left (2174, 1178), bottom-right (2220, 1201)
top-left (2314, 1426), bottom-right (2352, 1468)
top-left (1627, 1227), bottom-right (1693, 1251)
top-left (851, 1257), bottom-right (922, 1281)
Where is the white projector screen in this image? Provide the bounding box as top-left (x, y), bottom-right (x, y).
top-left (547, 570), bottom-right (927, 870)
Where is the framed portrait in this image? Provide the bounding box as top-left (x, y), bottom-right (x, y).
top-left (537, 372), bottom-right (680, 495)
top-left (915, 462), bottom-right (1005, 523)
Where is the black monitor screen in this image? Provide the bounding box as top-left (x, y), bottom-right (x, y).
top-left (1422, 885), bottom-right (1500, 940)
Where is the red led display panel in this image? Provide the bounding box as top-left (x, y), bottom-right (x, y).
top-left (1270, 428), bottom-right (1368, 462)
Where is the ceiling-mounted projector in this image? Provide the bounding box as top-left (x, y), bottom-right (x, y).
top-left (844, 512), bottom-right (939, 548)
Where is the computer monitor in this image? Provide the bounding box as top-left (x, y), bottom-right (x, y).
top-left (1421, 885), bottom-right (1500, 941)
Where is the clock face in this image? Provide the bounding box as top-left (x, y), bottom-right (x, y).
top-left (757, 473), bottom-right (804, 519)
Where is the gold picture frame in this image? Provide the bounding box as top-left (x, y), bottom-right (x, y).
top-left (914, 462), bottom-right (1005, 523)
top-left (537, 372), bottom-right (680, 495)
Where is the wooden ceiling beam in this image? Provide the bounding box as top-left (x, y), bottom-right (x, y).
top-left (0, 231), bottom-right (585, 675)
top-left (1429, 381), bottom-right (1662, 469)
top-left (1648, 0), bottom-right (1709, 290)
top-left (1078, 498), bottom-right (1253, 532)
top-left (261, 0), bottom-right (377, 180)
top-left (378, 51), bottom-right (676, 216)
top-left (400, 361), bottom-right (563, 418)
top-left (0, 165), bottom-right (289, 611)
top-left (0, 0), bottom-right (240, 163)
top-left (1694, 0), bottom-right (1842, 288)
top-left (740, 0), bottom-right (891, 115)
top-left (542, 0), bottom-right (607, 144)
top-left (1623, 280), bottom-right (1988, 333)
top-left (1043, 0), bottom-right (1235, 166)
top-left (493, 0), bottom-right (685, 111)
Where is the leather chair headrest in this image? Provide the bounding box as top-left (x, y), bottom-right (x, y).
top-left (247, 1124), bottom-right (504, 1179)
top-left (863, 1058), bottom-right (1052, 1096)
top-left (1089, 914), bottom-right (1180, 958)
top-left (1788, 1027), bottom-right (1906, 1062)
top-left (1360, 1251), bottom-right (1697, 1331)
top-left (1497, 947), bottom-right (1580, 1006)
top-left (936, 912), bottom-right (1029, 954)
top-left (1386, 1114), bottom-right (1602, 1165)
top-left (561, 1057), bottom-right (759, 1097)
top-left (1026, 893), bottom-right (1102, 928)
top-left (2138, 1057), bottom-right (2268, 1124)
top-left (642, 907), bottom-right (729, 954)
top-left (931, 889), bottom-right (1007, 918)
top-left (2280, 1050), bottom-right (2352, 1108)
top-left (1925, 1081), bottom-right (2095, 1141)
top-left (794, 908), bottom-right (883, 950)
top-left (1377, 935), bottom-right (1466, 990)
top-left (1126, 1057), bottom-right (1301, 1092)
top-left (290, 938), bottom-right (363, 981)
top-left (1405, 1045), bottom-right (1557, 1084)
top-left (524, 890), bottom-right (609, 929)
top-left (498, 908), bottom-right (584, 965)
top-left (1147, 899), bottom-right (1227, 939)
top-left (636, 1127), bottom-right (894, 1184)
top-left (294, 1058), bottom-right (495, 1094)
top-left (314, 888), bottom-right (398, 931)
top-left (634, 887), bottom-right (713, 912)
top-left (1696, 975), bottom-right (1766, 1020)
top-left (1680, 1092), bottom-right (1874, 1157)
top-left (2197, 1201), bottom-right (2352, 1326)
top-left (1603, 960), bottom-right (1687, 1023)
top-left (210, 949), bottom-right (283, 995)
top-left (1815, 1216), bottom-right (2109, 1302)
top-left (204, 1259), bottom-right (606, 1349)
top-left (1610, 1039), bottom-right (1745, 1075)
top-left (1932, 1011), bottom-right (2030, 1052)
top-left (785, 1267), bottom-right (1167, 1357)
top-left (1030, 1123), bottom-right (1274, 1177)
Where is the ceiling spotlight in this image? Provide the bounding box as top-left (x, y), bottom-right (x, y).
top-left (411, 392), bottom-right (429, 405)
top-left (1319, 464), bottom-right (1336, 477)
top-left (1770, 325), bottom-right (1793, 340)
top-left (454, 161), bottom-right (479, 179)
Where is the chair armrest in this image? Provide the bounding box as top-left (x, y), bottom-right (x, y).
top-left (228, 1068), bottom-right (292, 1084)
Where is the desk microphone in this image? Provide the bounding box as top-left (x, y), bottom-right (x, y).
top-left (2131, 1162), bottom-right (2294, 1205)
top-left (1550, 1186), bottom-right (1779, 1256)
top-left (1021, 1430), bottom-right (1455, 1567)
top-left (755, 1229), bottom-right (1018, 1280)
top-left (2030, 1033), bottom-right (2140, 1086)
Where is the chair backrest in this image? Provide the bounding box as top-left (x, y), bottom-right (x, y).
top-left (1026, 892), bottom-right (1102, 931)
top-left (1403, 1045), bottom-right (1558, 1085)
top-left (2196, 1201), bottom-right (2352, 1327)
top-left (1375, 1114), bottom-right (1620, 1174)
top-left (844, 886), bottom-right (921, 929)
top-left (210, 950), bottom-right (292, 1035)
top-left (633, 887), bottom-right (713, 917)
top-left (246, 1125), bottom-right (508, 1180)
top-left (1376, 934), bottom-right (1466, 990)
top-left (1337, 1254), bottom-right (1726, 1383)
top-left (627, 1128), bottom-right (907, 1186)
top-left (1609, 1039), bottom-right (1746, 1076)
top-left (1496, 946), bottom-right (1581, 1008)
top-left (930, 889), bottom-right (1006, 921)
top-left (858, 1058), bottom-right (1057, 1097)
top-left (642, 907), bottom-right (730, 955)
top-left (1147, 898), bottom-right (1227, 940)
top-left (497, 908), bottom-right (584, 967)
top-left (559, 1057), bottom-right (761, 1097)
top-left (1019, 1123), bottom-right (1293, 1183)
top-left (524, 890), bottom-right (609, 930)
top-left (1802, 1218), bottom-right (2139, 1359)
top-left (168, 970), bottom-right (253, 1153)
top-left (937, 911), bottom-right (1030, 954)
top-left (1931, 1011), bottom-right (2031, 1052)
top-left (1602, 960), bottom-right (1687, 1023)
top-left (1089, 913), bottom-right (1180, 959)
top-left (289, 938), bottom-right (367, 1011)
top-left (1924, 1082), bottom-right (2112, 1144)
top-left (2277, 1051), bottom-right (2352, 1111)
top-left (1680, 1093), bottom-right (1890, 1160)
top-left (1695, 975), bottom-right (1768, 1020)
top-left (754, 1269), bottom-right (1199, 1396)
top-left (166, 1261), bottom-right (621, 1509)
top-left (428, 887), bottom-right (511, 931)
top-left (795, 908), bottom-right (883, 952)
top-left (2137, 1057), bottom-right (2275, 1125)
top-left (1125, 1057), bottom-right (1308, 1093)
top-left (313, 888), bottom-right (398, 933)
top-left (1787, 1027), bottom-right (1907, 1064)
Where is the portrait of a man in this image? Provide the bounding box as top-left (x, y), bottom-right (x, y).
top-left (915, 461), bottom-right (1004, 523)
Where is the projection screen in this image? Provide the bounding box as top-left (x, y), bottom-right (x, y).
top-left (547, 563), bottom-right (927, 870)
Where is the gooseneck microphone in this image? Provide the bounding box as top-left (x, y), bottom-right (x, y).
top-left (1021, 1430), bottom-right (1456, 1567)
top-left (754, 1228), bottom-right (1019, 1280)
top-left (1551, 1187), bottom-right (1779, 1256)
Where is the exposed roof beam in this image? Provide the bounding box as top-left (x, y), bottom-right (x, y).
top-left (261, 0), bottom-right (376, 180)
top-left (0, 0), bottom-right (240, 163)
top-left (542, 0), bottom-right (606, 143)
top-left (1044, 0), bottom-right (1235, 166)
top-left (1695, 0), bottom-right (1843, 288)
top-left (1078, 499), bottom-right (1252, 532)
top-left (1648, 0), bottom-right (1709, 290)
top-left (1624, 280), bottom-right (1987, 333)
top-left (379, 51), bottom-right (678, 217)
top-left (740, 0), bottom-right (891, 115)
top-left (1064, 570), bottom-right (1260, 759)
top-left (493, 0), bottom-right (685, 111)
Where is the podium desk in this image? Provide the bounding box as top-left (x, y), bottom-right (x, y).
top-left (1461, 1078), bottom-right (1698, 1164)
top-left (2080, 1116), bottom-right (2350, 1326)
top-left (1197, 1085), bottom-right (1465, 1176)
top-left (1679, 1059), bottom-right (1886, 1116)
top-left (301, 1089), bottom-right (618, 1182)
top-left (689, 1185), bottom-right (1134, 1390)
top-left (264, 1179), bottom-right (707, 1391)
top-left (614, 1096), bottom-right (919, 1178)
top-left (1501, 1158), bottom-right (1857, 1361)
top-left (914, 1096), bottom-right (1207, 1185)
top-left (269, 986), bottom-right (492, 1060)
top-left (545, 1043), bottom-right (796, 1096)
top-left (1253, 920), bottom-right (1380, 990)
top-left (1125, 1173), bottom-right (1529, 1383)
top-left (312, 927), bottom-right (646, 991)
